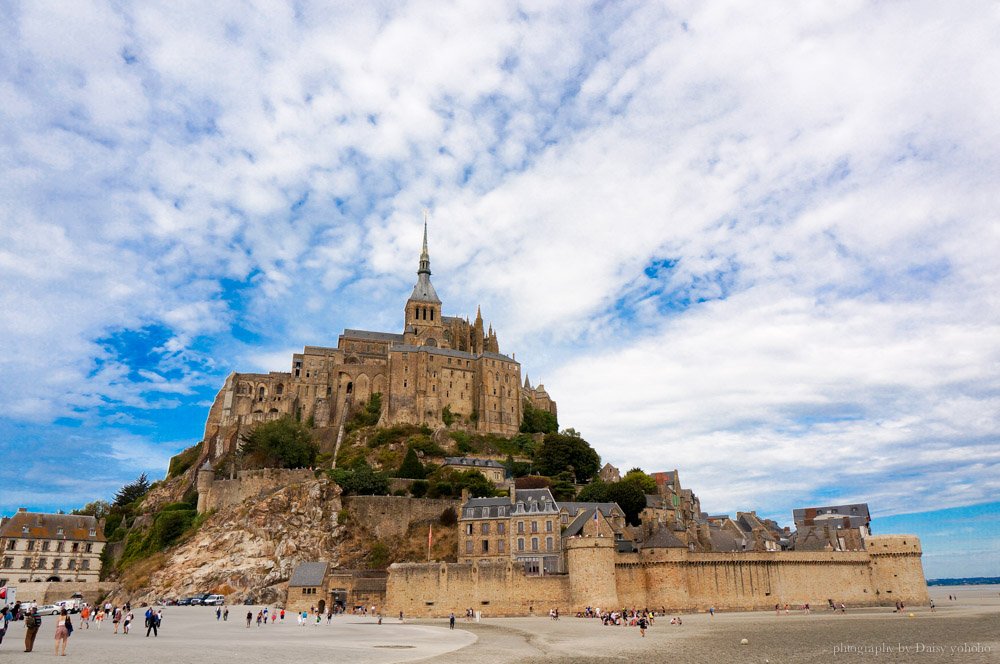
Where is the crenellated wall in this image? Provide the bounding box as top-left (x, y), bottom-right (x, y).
top-left (384, 536), bottom-right (929, 617)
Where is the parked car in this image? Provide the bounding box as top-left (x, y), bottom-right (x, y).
top-left (201, 594), bottom-right (225, 606)
top-left (186, 596), bottom-right (203, 606)
top-left (176, 598), bottom-right (192, 606)
top-left (55, 598), bottom-right (82, 613)
top-left (38, 605), bottom-right (62, 615)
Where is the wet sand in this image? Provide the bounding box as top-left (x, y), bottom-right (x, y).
top-left (420, 585), bottom-right (1000, 664)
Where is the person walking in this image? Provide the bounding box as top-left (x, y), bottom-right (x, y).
top-left (246, 611), bottom-right (252, 628)
top-left (223, 606), bottom-right (229, 622)
top-left (449, 612), bottom-right (455, 629)
top-left (24, 608), bottom-right (41, 652)
top-left (80, 605), bottom-right (90, 630)
top-left (145, 607), bottom-right (159, 637)
top-left (123, 610), bottom-right (134, 635)
top-left (216, 607), bottom-right (221, 621)
top-left (637, 614), bottom-right (648, 638)
top-left (112, 607), bottom-right (122, 634)
top-left (54, 608), bottom-right (72, 656)
top-left (279, 608), bottom-right (284, 622)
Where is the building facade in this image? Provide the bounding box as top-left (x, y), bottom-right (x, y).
top-left (197, 223), bottom-right (558, 462)
top-left (0, 510), bottom-right (106, 585)
top-left (459, 488), bottom-right (564, 574)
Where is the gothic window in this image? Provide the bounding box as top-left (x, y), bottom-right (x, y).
top-left (258, 387), bottom-right (266, 401)
top-left (276, 384), bottom-right (283, 396)
top-left (430, 309), bottom-right (434, 321)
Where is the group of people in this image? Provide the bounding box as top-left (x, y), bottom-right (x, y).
top-left (0, 599), bottom-right (168, 656)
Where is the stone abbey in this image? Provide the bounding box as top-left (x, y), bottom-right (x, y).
top-left (199, 222), bottom-right (557, 461)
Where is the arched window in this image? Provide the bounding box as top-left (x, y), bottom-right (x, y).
top-left (346, 382), bottom-right (353, 394)
top-left (257, 386), bottom-right (265, 401)
top-left (275, 384), bottom-right (283, 396)
top-left (430, 308), bottom-right (434, 321)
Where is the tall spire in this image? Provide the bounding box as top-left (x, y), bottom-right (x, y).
top-left (418, 210), bottom-right (431, 276)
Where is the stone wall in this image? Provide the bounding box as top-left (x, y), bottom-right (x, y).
top-left (384, 538), bottom-right (930, 617)
top-left (9, 581), bottom-right (116, 605)
top-left (198, 468), bottom-right (317, 513)
top-left (344, 496), bottom-right (460, 540)
top-left (386, 560), bottom-right (570, 617)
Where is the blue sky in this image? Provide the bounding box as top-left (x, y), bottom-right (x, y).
top-left (1, 1), bottom-right (998, 578)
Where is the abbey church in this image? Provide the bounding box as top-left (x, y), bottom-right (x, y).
top-left (199, 223), bottom-right (558, 461)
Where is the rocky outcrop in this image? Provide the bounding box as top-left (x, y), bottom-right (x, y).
top-left (122, 478), bottom-right (343, 604)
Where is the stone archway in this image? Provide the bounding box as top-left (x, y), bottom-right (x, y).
top-left (318, 599), bottom-right (326, 614)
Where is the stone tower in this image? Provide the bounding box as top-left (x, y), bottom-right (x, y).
top-left (403, 221), bottom-right (445, 347)
top-left (196, 460), bottom-right (215, 514)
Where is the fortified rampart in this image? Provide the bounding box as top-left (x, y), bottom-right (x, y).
top-left (196, 467), bottom-right (316, 513)
top-left (343, 495), bottom-right (461, 540)
top-left (385, 535), bottom-right (928, 617)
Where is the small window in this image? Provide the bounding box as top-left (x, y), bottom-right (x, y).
top-left (498, 540), bottom-right (505, 553)
top-left (531, 538), bottom-right (539, 551)
top-left (481, 540), bottom-right (489, 553)
top-left (517, 538), bottom-right (525, 551)
top-left (465, 541), bottom-right (473, 554)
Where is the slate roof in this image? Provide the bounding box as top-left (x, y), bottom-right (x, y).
top-left (563, 509), bottom-right (598, 537)
top-left (708, 528), bottom-right (742, 552)
top-left (0, 510), bottom-right (104, 542)
top-left (341, 329), bottom-right (404, 343)
top-left (409, 272), bottom-right (441, 303)
top-left (463, 497), bottom-right (512, 509)
top-left (288, 561), bottom-right (329, 587)
top-left (640, 529), bottom-right (687, 549)
top-left (444, 457), bottom-right (505, 469)
top-left (514, 488), bottom-right (559, 514)
top-left (559, 502), bottom-right (623, 518)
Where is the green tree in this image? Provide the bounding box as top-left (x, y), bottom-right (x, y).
top-left (329, 463), bottom-right (390, 495)
top-left (453, 470), bottom-right (496, 498)
top-left (113, 473), bottom-right (150, 508)
top-left (73, 500), bottom-right (111, 519)
top-left (622, 468), bottom-right (657, 495)
top-left (577, 480), bottom-right (647, 526)
top-left (533, 432), bottom-right (600, 483)
top-left (239, 416), bottom-right (318, 469)
top-left (397, 446), bottom-right (426, 479)
top-left (346, 392), bottom-right (383, 432)
top-left (520, 400), bottom-right (558, 434)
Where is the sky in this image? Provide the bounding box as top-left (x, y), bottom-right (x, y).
top-left (0, 1), bottom-right (998, 579)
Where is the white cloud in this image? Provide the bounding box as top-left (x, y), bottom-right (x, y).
top-left (0, 0), bottom-right (998, 535)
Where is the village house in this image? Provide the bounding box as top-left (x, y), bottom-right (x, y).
top-left (0, 509), bottom-right (106, 585)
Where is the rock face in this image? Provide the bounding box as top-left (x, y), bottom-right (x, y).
top-left (127, 478), bottom-right (343, 604)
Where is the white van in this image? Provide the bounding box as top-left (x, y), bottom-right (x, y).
top-left (202, 594), bottom-right (225, 606)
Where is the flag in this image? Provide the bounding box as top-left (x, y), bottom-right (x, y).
top-left (428, 523), bottom-right (433, 548)
top-left (0, 586), bottom-right (5, 599)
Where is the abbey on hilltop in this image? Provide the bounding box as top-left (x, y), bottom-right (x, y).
top-left (199, 222), bottom-right (557, 461)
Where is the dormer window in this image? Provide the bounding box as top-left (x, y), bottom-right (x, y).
top-left (89, 529), bottom-right (97, 537)
top-left (56, 527), bottom-right (64, 536)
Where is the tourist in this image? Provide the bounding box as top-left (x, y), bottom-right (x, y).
top-left (637, 614), bottom-right (648, 637)
top-left (223, 606), bottom-right (229, 621)
top-left (112, 607), bottom-right (122, 633)
top-left (262, 607), bottom-right (269, 623)
top-left (123, 610), bottom-right (133, 635)
top-left (709, 606), bottom-right (715, 617)
top-left (326, 609), bottom-right (333, 625)
top-left (80, 605), bottom-right (90, 630)
top-left (256, 611), bottom-right (263, 627)
top-left (449, 612), bottom-right (455, 629)
top-left (24, 607), bottom-right (41, 652)
top-left (301, 610), bottom-right (308, 625)
top-left (146, 607), bottom-right (161, 637)
top-left (54, 608), bottom-right (72, 656)
top-left (246, 611), bottom-right (252, 628)
top-left (279, 608), bottom-right (284, 621)
top-left (94, 609), bottom-right (103, 630)
top-left (216, 607), bottom-right (221, 621)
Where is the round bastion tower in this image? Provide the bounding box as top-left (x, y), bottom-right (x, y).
top-left (564, 537), bottom-right (619, 610)
top-left (196, 460), bottom-right (215, 514)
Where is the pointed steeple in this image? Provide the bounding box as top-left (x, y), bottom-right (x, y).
top-left (408, 212), bottom-right (440, 304)
top-left (524, 374), bottom-right (532, 390)
top-left (418, 212), bottom-right (431, 276)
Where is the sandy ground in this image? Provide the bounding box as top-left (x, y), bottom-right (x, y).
top-left (1, 586), bottom-right (996, 663)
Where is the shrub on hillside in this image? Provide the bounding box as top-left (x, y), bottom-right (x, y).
top-left (239, 417), bottom-right (318, 469)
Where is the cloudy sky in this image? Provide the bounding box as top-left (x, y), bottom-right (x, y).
top-left (1, 1), bottom-right (997, 578)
